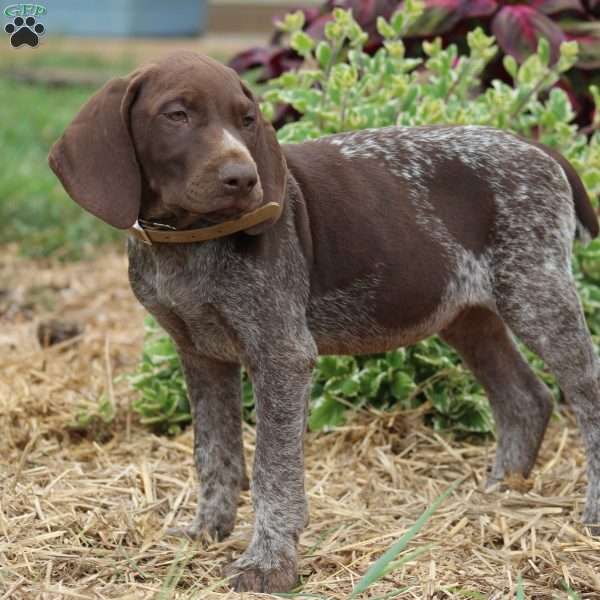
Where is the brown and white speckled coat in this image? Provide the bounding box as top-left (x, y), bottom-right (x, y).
top-left (49, 51), bottom-right (600, 593)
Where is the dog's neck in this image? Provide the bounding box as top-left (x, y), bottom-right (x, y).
top-left (129, 202), bottom-right (283, 245)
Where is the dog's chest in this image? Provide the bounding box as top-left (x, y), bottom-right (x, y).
top-left (128, 242), bottom-right (242, 361)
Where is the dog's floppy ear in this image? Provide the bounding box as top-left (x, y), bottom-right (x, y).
top-left (241, 82), bottom-right (287, 235)
top-left (48, 69), bottom-right (149, 229)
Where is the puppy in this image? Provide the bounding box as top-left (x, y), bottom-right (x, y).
top-left (49, 51), bottom-right (600, 592)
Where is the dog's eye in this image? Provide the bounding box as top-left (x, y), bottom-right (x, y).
top-left (164, 110), bottom-right (188, 123)
top-left (242, 114), bottom-right (255, 127)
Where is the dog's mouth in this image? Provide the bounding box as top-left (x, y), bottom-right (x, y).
top-left (200, 203), bottom-right (261, 224)
top-left (185, 190), bottom-right (265, 225)
top-left (142, 197), bottom-right (264, 230)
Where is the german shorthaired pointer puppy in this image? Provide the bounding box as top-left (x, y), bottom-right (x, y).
top-left (49, 51), bottom-right (600, 592)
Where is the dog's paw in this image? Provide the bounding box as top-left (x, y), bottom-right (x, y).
top-left (584, 523), bottom-right (600, 537)
top-left (166, 511), bottom-right (235, 543)
top-left (224, 552), bottom-right (298, 593)
top-left (582, 503), bottom-right (600, 537)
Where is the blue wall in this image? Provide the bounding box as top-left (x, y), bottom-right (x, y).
top-left (27, 1), bottom-right (207, 37)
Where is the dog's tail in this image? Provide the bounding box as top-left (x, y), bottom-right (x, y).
top-left (534, 142), bottom-right (599, 244)
top-left (557, 152), bottom-right (598, 244)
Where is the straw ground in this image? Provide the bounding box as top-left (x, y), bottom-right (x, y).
top-left (1, 245), bottom-right (599, 599)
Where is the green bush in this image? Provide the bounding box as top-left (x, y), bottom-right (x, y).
top-left (129, 316), bottom-right (190, 435)
top-left (130, 0), bottom-right (600, 436)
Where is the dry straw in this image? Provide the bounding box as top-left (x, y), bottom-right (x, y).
top-left (1, 248), bottom-right (599, 599)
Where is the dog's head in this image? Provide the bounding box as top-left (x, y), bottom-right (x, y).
top-left (48, 52), bottom-right (286, 233)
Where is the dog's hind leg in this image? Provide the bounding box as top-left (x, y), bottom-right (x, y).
top-left (495, 267), bottom-right (600, 533)
top-left (441, 307), bottom-right (553, 486)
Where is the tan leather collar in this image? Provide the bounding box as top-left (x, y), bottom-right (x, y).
top-left (128, 202), bottom-right (282, 245)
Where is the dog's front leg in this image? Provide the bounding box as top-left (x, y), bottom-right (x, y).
top-left (167, 354), bottom-right (247, 542)
top-left (225, 341), bottom-right (315, 593)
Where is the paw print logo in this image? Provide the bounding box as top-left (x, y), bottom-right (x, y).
top-left (5, 16), bottom-right (45, 48)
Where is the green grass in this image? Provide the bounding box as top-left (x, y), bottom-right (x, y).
top-left (1, 49), bottom-right (135, 72)
top-left (0, 54), bottom-right (134, 259)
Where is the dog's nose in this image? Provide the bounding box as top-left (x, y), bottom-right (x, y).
top-left (219, 163), bottom-right (258, 197)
